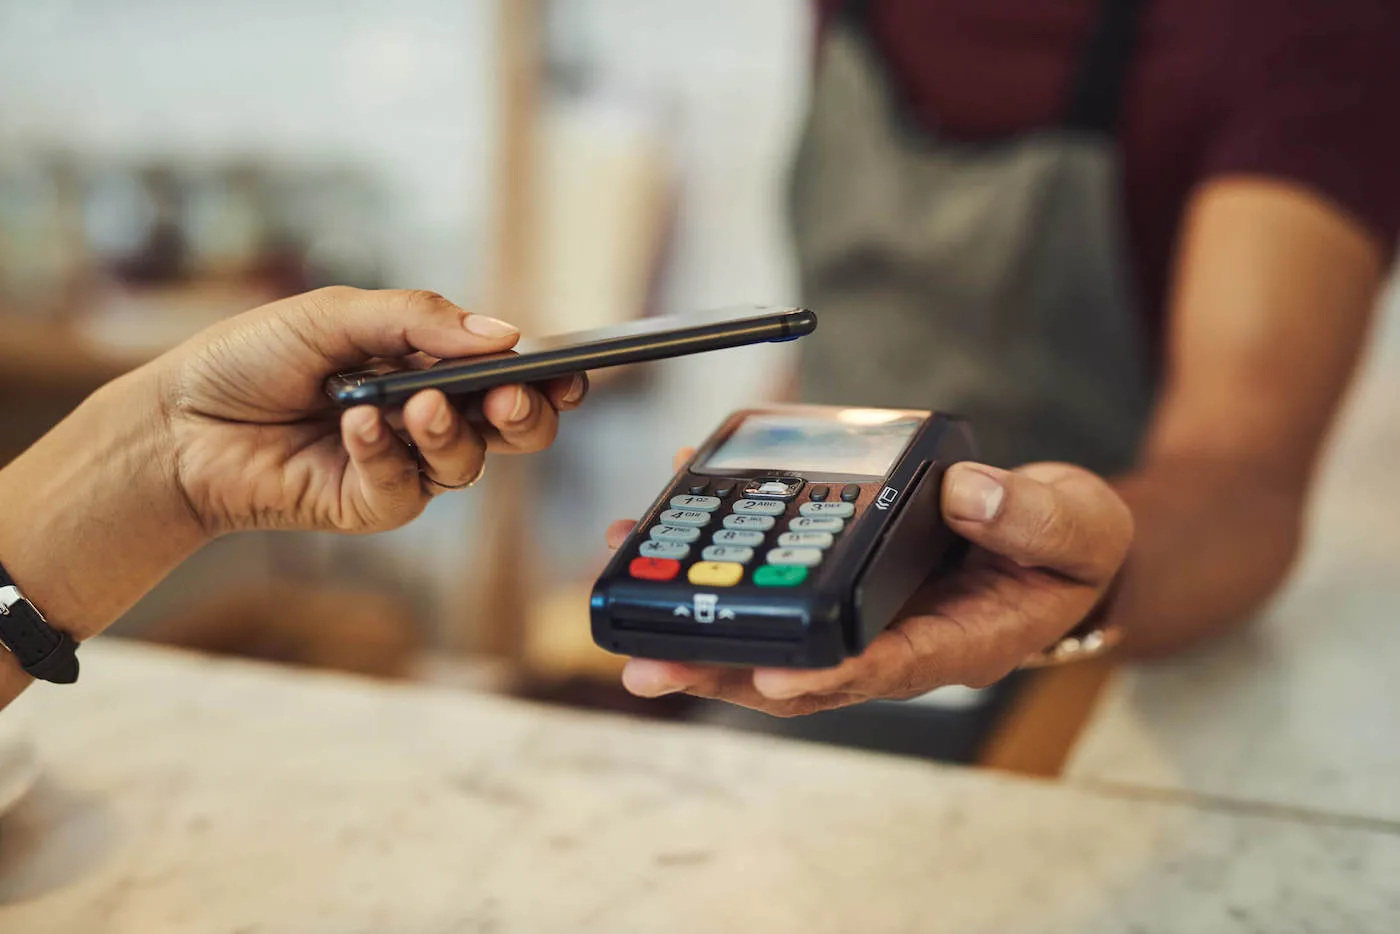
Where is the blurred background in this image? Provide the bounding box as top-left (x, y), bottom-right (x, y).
top-left (2, 0), bottom-right (1396, 764)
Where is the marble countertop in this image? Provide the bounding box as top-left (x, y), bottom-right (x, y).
top-left (3, 639), bottom-right (1399, 934)
top-left (1068, 314), bottom-right (1400, 823)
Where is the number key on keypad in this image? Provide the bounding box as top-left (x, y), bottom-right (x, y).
top-left (777, 531), bottom-right (834, 549)
top-left (651, 524), bottom-right (701, 543)
top-left (799, 501), bottom-right (854, 518)
top-left (723, 514), bottom-right (775, 531)
top-left (670, 495), bottom-right (722, 512)
top-left (712, 529), bottom-right (765, 547)
top-left (640, 540), bottom-right (690, 560)
top-left (660, 509), bottom-right (712, 527)
top-left (766, 547), bottom-right (824, 567)
top-left (731, 499), bottom-right (785, 517)
top-left (788, 516), bottom-right (844, 533)
top-left (702, 545), bottom-right (754, 563)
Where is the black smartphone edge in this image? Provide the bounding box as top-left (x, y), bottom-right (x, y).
top-left (328, 306), bottom-right (817, 407)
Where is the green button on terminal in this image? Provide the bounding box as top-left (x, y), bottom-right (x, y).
top-left (753, 565), bottom-right (808, 587)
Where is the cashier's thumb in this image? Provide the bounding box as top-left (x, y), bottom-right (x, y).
top-left (941, 462), bottom-right (1131, 585)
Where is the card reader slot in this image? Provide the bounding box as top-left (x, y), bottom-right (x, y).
top-left (608, 616), bottom-right (803, 643)
top-left (604, 631), bottom-right (822, 668)
top-left (606, 601), bottom-right (808, 640)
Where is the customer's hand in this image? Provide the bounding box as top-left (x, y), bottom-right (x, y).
top-left (605, 454), bottom-right (1131, 716)
top-left (159, 287), bottom-right (586, 535)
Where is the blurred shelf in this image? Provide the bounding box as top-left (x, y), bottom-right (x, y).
top-left (0, 314), bottom-right (142, 390)
top-left (0, 282), bottom-right (271, 392)
top-left (521, 580), bottom-right (626, 683)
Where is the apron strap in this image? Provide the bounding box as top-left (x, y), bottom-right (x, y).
top-left (837, 0), bottom-right (1148, 139)
top-left (1062, 0), bottom-right (1149, 135)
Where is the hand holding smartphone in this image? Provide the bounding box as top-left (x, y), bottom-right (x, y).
top-left (325, 305), bottom-right (817, 408)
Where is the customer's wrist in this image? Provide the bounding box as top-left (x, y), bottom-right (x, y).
top-left (81, 362), bottom-right (208, 546)
top-left (0, 364), bottom-right (210, 642)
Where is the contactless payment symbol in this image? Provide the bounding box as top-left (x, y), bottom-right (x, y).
top-left (875, 486), bottom-right (900, 510)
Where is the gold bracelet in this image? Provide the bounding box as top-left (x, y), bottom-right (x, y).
top-left (1018, 622), bottom-right (1123, 668)
top-left (1017, 571), bottom-right (1126, 669)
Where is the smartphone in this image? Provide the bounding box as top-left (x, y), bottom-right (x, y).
top-left (325, 305), bottom-right (817, 407)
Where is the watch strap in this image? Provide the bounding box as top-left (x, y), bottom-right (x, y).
top-left (0, 564), bottom-right (80, 684)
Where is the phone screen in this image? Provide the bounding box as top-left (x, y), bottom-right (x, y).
top-left (701, 411), bottom-right (923, 477)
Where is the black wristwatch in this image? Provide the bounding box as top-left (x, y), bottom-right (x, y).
top-left (0, 562), bottom-right (79, 684)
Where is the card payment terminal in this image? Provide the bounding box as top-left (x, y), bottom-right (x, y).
top-left (591, 406), bottom-right (977, 668)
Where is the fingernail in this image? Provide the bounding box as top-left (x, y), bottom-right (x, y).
top-left (622, 663), bottom-right (685, 698)
top-left (357, 413), bottom-right (382, 445)
top-left (623, 674), bottom-right (682, 698)
top-left (430, 399), bottom-right (453, 437)
top-left (464, 314), bottom-right (518, 338)
top-left (947, 465), bottom-right (1005, 522)
top-left (508, 386), bottom-right (531, 423)
top-left (562, 373), bottom-right (586, 405)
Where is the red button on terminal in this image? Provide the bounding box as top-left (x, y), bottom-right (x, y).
top-left (629, 557), bottom-right (680, 581)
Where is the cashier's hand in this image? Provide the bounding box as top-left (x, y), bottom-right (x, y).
top-left (158, 287), bottom-right (586, 536)
top-left (605, 455), bottom-right (1131, 716)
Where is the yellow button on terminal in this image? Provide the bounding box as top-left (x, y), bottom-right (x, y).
top-left (686, 562), bottom-right (745, 587)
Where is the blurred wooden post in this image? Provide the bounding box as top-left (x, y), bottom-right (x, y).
top-left (453, 0), bottom-right (543, 661)
top-left (978, 660), bottom-right (1118, 777)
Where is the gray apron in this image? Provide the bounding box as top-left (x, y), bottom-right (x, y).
top-left (790, 0), bottom-right (1153, 475)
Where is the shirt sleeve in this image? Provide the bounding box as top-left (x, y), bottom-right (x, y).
top-left (1201, 0), bottom-right (1400, 254)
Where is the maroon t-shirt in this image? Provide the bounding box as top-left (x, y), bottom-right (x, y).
top-left (814, 0), bottom-right (1400, 338)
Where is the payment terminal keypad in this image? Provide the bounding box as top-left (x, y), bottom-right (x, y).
top-left (630, 476), bottom-right (864, 589)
